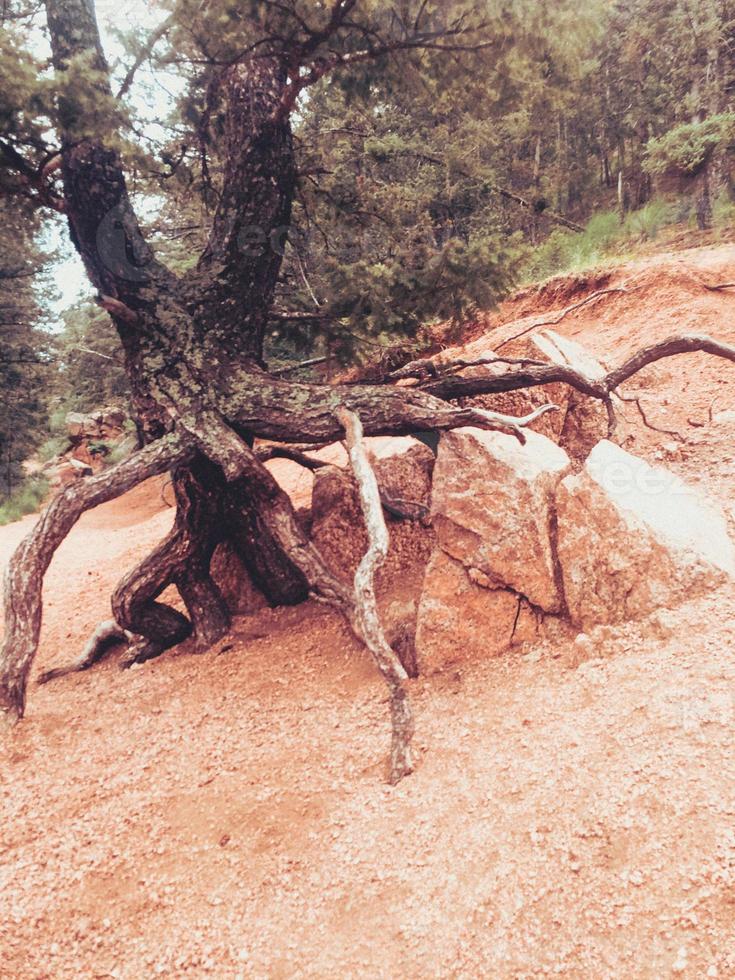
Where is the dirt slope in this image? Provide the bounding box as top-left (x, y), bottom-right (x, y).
top-left (4, 244), bottom-right (735, 978)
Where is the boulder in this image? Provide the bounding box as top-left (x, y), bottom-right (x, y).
top-left (429, 427), bottom-right (571, 611)
top-left (415, 550), bottom-right (537, 672)
top-left (65, 406), bottom-right (127, 443)
top-left (415, 427), bottom-right (570, 672)
top-left (556, 440), bottom-right (735, 627)
top-left (310, 436), bottom-right (435, 576)
top-left (311, 464), bottom-right (367, 576)
top-left (65, 412), bottom-right (89, 441)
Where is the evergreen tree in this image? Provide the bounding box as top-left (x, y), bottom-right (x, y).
top-left (0, 199), bottom-right (51, 498)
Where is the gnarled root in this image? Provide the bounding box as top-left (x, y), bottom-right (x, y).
top-left (36, 457), bottom-right (232, 682)
top-left (339, 408), bottom-right (415, 784)
top-left (112, 529), bottom-right (195, 667)
top-left (37, 620), bottom-right (133, 685)
top-left (113, 459), bottom-right (230, 666)
top-left (0, 434), bottom-right (192, 721)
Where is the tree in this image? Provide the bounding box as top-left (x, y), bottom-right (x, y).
top-left (0, 198), bottom-right (51, 499)
top-left (2, 0), bottom-right (735, 782)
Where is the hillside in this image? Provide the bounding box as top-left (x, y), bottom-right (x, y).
top-left (3, 244), bottom-right (735, 978)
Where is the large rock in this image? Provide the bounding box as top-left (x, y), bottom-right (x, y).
top-left (556, 440), bottom-right (735, 627)
top-left (429, 427), bottom-right (571, 611)
top-left (65, 406), bottom-right (127, 443)
top-left (65, 411), bottom-right (90, 441)
top-left (310, 436), bottom-right (434, 577)
top-left (415, 427), bottom-right (571, 672)
top-left (415, 550), bottom-right (538, 673)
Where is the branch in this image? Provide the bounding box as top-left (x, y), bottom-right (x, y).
top-left (256, 444), bottom-right (329, 469)
top-left (116, 13), bottom-right (175, 99)
top-left (338, 408), bottom-right (413, 784)
top-left (0, 138), bottom-right (66, 213)
top-left (217, 367), bottom-right (560, 444)
top-left (275, 26), bottom-right (495, 121)
top-left (491, 186), bottom-right (584, 233)
top-left (270, 355), bottom-right (331, 375)
top-left (605, 335), bottom-right (735, 389)
top-left (419, 333), bottom-right (735, 408)
top-left (37, 620), bottom-right (133, 685)
top-left (615, 392), bottom-right (685, 441)
top-left (388, 353), bottom-right (547, 383)
top-left (0, 432), bottom-right (194, 721)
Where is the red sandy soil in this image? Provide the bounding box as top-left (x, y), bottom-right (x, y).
top-left (4, 244), bottom-right (735, 978)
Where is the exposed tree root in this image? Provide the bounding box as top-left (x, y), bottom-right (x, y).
top-left (495, 287), bottom-right (633, 351)
top-left (39, 459), bottom-right (233, 682)
top-left (6, 330), bottom-right (735, 781)
top-left (338, 409), bottom-right (414, 785)
top-left (0, 434), bottom-right (192, 722)
top-left (616, 392), bottom-right (685, 441)
top-left (37, 620), bottom-right (133, 685)
top-left (419, 333), bottom-right (735, 405)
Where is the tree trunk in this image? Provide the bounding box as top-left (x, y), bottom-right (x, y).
top-left (696, 160), bottom-right (714, 230)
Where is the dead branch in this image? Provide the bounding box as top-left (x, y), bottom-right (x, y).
top-left (255, 445), bottom-right (330, 470)
top-left (496, 287), bottom-right (632, 351)
top-left (387, 353), bottom-right (547, 384)
top-left (497, 286), bottom-right (638, 350)
top-left (270, 355), bottom-right (331, 376)
top-left (604, 335), bottom-right (735, 390)
top-left (0, 433), bottom-right (193, 721)
top-left (420, 334), bottom-right (735, 408)
top-left (116, 13), bottom-right (175, 99)
top-left (219, 368), bottom-right (561, 445)
top-left (491, 186), bottom-right (584, 233)
top-left (338, 408), bottom-right (413, 785)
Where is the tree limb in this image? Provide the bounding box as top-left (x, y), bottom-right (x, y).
top-left (116, 13), bottom-right (175, 99)
top-left (37, 620), bottom-right (133, 685)
top-left (419, 333), bottom-right (735, 406)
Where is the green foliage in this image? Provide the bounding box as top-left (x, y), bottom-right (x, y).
top-left (623, 198), bottom-right (676, 239)
top-left (521, 197), bottom-right (683, 281)
top-left (50, 302), bottom-right (130, 418)
top-left (0, 475), bottom-right (48, 526)
top-left (644, 115), bottom-right (735, 176)
top-left (37, 433), bottom-right (69, 463)
top-left (522, 210), bottom-right (624, 280)
top-left (0, 198), bottom-right (53, 500)
top-left (713, 189), bottom-right (735, 229)
top-left (2, 0), bottom-right (735, 472)
top-left (105, 437), bottom-right (136, 466)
